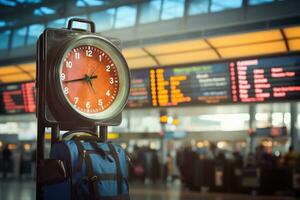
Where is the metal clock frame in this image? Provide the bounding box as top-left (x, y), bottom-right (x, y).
top-left (52, 35), bottom-right (130, 121)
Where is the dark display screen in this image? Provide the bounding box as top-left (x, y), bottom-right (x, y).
top-left (231, 55), bottom-right (300, 103)
top-left (127, 69), bottom-right (153, 108)
top-left (0, 82), bottom-right (36, 114)
top-left (150, 63), bottom-right (232, 107)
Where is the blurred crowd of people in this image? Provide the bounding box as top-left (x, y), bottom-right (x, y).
top-left (127, 142), bottom-right (300, 188)
top-left (0, 143), bottom-right (36, 179)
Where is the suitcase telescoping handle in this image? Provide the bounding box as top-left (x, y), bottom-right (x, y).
top-left (67, 18), bottom-right (95, 33)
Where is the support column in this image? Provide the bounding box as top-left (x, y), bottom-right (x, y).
top-left (290, 103), bottom-right (299, 152)
top-left (248, 104), bottom-right (256, 153)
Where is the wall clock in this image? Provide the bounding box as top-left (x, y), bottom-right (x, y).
top-left (53, 35), bottom-right (130, 121)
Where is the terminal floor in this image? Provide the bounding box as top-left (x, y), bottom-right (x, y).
top-left (0, 179), bottom-right (297, 200)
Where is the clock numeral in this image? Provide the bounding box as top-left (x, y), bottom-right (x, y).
top-left (75, 52), bottom-right (80, 59)
top-left (98, 99), bottom-right (103, 106)
top-left (106, 90), bottom-right (110, 97)
top-left (66, 61), bottom-right (72, 68)
top-left (64, 87), bottom-right (69, 94)
top-left (60, 73), bottom-right (65, 81)
top-left (86, 101), bottom-right (91, 109)
top-left (86, 50), bottom-right (92, 57)
top-left (99, 55), bottom-right (102, 62)
top-left (98, 99), bottom-right (104, 110)
top-left (109, 77), bottom-right (114, 84)
top-left (106, 65), bottom-right (110, 72)
top-left (74, 97), bottom-right (79, 104)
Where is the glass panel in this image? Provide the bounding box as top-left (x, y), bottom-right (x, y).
top-left (125, 109), bottom-right (161, 133)
top-left (12, 27), bottom-right (27, 48)
top-left (34, 6), bottom-right (55, 16)
top-left (27, 24), bottom-right (44, 45)
top-left (249, 0), bottom-right (275, 5)
top-left (161, 0), bottom-right (184, 20)
top-left (0, 21), bottom-right (6, 27)
top-left (139, 0), bottom-right (162, 24)
top-left (76, 0), bottom-right (104, 7)
top-left (176, 113), bottom-right (249, 131)
top-left (90, 8), bottom-right (116, 31)
top-left (47, 18), bottom-right (66, 28)
top-left (115, 5), bottom-right (137, 28)
top-left (188, 0), bottom-right (209, 16)
top-left (0, 30), bottom-right (11, 50)
top-left (211, 0), bottom-right (243, 12)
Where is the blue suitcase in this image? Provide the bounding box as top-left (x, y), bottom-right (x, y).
top-left (43, 134), bottom-right (130, 200)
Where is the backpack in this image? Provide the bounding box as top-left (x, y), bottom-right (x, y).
top-left (43, 133), bottom-right (130, 200)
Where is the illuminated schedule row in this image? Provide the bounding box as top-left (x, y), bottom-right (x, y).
top-left (148, 64), bottom-right (231, 107)
top-left (233, 56), bottom-right (300, 103)
top-left (0, 82), bottom-right (36, 114)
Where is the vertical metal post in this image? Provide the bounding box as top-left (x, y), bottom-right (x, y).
top-left (290, 102), bottom-right (299, 152)
top-left (100, 126), bottom-right (108, 142)
top-left (248, 104), bottom-right (256, 153)
top-left (51, 124), bottom-right (60, 144)
top-left (36, 123), bottom-right (45, 200)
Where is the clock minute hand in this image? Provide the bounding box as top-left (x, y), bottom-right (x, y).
top-left (64, 77), bottom-right (86, 83)
top-left (63, 75), bottom-right (98, 83)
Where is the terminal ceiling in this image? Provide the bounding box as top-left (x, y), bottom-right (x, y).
top-left (0, 26), bottom-right (299, 83)
top-left (0, 0), bottom-right (300, 83)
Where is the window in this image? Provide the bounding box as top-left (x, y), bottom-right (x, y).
top-left (0, 30), bottom-right (11, 50)
top-left (47, 18), bottom-right (66, 28)
top-left (90, 8), bottom-right (116, 31)
top-left (27, 24), bottom-right (44, 45)
top-left (34, 6), bottom-right (55, 16)
top-left (249, 0), bottom-right (275, 5)
top-left (188, 0), bottom-right (209, 16)
top-left (139, 0), bottom-right (162, 24)
top-left (0, 21), bottom-right (6, 27)
top-left (211, 0), bottom-right (243, 12)
top-left (76, 0), bottom-right (104, 7)
top-left (161, 0), bottom-right (184, 20)
top-left (115, 6), bottom-right (137, 29)
top-left (12, 27), bottom-right (27, 48)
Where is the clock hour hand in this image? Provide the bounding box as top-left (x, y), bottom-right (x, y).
top-left (87, 79), bottom-right (96, 94)
top-left (85, 74), bottom-right (97, 94)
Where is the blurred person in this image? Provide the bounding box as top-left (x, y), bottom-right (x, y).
top-left (2, 144), bottom-right (12, 179)
top-left (165, 153), bottom-right (173, 182)
top-left (284, 146), bottom-right (298, 168)
top-left (31, 148), bottom-right (36, 179)
top-left (256, 144), bottom-right (267, 166)
top-left (20, 145), bottom-right (32, 179)
top-left (276, 153), bottom-right (285, 169)
top-left (245, 152), bottom-right (256, 167)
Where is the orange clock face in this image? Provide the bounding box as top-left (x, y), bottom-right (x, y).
top-left (59, 45), bottom-right (119, 115)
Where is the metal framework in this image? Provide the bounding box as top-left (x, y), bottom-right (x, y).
top-left (0, 0), bottom-right (300, 66)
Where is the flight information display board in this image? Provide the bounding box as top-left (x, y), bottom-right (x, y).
top-left (127, 69), bottom-right (153, 108)
top-left (149, 63), bottom-right (232, 107)
top-left (0, 82), bottom-right (36, 114)
top-left (231, 55), bottom-right (300, 103)
top-left (0, 54), bottom-right (299, 114)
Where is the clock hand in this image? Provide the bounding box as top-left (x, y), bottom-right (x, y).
top-left (87, 79), bottom-right (96, 94)
top-left (64, 75), bottom-right (98, 83)
top-left (64, 77), bottom-right (86, 83)
top-left (90, 67), bottom-right (98, 77)
top-left (85, 74), bottom-right (97, 94)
